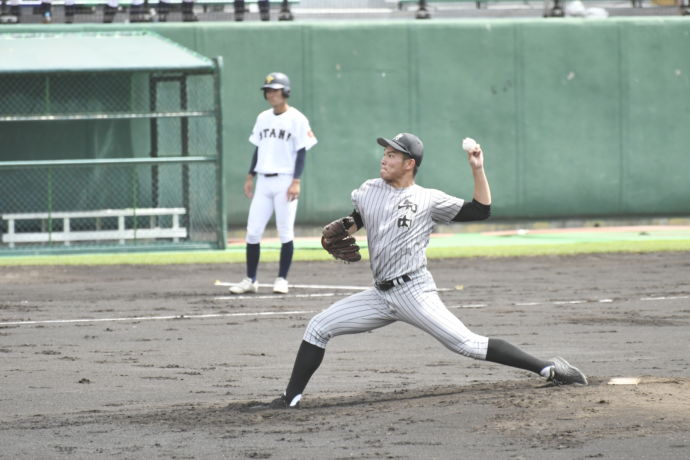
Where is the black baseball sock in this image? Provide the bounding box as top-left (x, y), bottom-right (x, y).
top-left (246, 243), bottom-right (260, 281)
top-left (278, 241), bottom-right (294, 279)
top-left (485, 338), bottom-right (552, 375)
top-left (284, 340), bottom-right (325, 403)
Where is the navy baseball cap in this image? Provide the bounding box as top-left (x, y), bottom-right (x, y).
top-left (377, 133), bottom-right (424, 167)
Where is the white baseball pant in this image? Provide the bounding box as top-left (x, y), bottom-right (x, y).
top-left (303, 269), bottom-right (490, 360)
top-left (246, 173), bottom-right (298, 244)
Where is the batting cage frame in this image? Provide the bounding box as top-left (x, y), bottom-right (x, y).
top-left (0, 31), bottom-right (226, 254)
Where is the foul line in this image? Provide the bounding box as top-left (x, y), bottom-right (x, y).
top-left (215, 280), bottom-right (370, 291)
top-left (448, 304), bottom-right (487, 309)
top-left (214, 293), bottom-right (341, 300)
top-left (2, 293), bottom-right (686, 328)
top-left (0, 310), bottom-right (315, 327)
top-left (214, 280), bottom-right (454, 293)
top-left (640, 295), bottom-right (689, 301)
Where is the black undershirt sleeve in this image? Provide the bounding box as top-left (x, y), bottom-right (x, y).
top-left (452, 199), bottom-right (491, 222)
top-left (293, 148), bottom-right (307, 179)
top-left (248, 146), bottom-right (258, 175)
top-left (350, 209), bottom-right (364, 230)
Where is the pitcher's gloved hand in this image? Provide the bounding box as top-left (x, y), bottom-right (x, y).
top-left (321, 216), bottom-right (361, 262)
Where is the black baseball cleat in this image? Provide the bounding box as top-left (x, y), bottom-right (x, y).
top-left (247, 394), bottom-right (301, 411)
top-left (268, 394), bottom-right (292, 409)
top-left (546, 357), bottom-right (588, 385)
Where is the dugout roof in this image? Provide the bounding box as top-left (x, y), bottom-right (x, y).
top-left (0, 31), bottom-right (215, 74)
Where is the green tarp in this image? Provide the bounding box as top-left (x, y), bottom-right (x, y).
top-left (0, 31), bottom-right (214, 74)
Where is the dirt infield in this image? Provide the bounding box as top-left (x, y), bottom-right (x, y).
top-left (1, 252), bottom-right (689, 459)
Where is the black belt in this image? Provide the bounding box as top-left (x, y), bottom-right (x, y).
top-left (376, 274), bottom-right (411, 291)
top-left (263, 173), bottom-right (278, 177)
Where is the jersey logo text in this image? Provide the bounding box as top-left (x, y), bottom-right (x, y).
top-left (260, 128), bottom-right (292, 141)
top-left (398, 199), bottom-right (418, 213)
top-left (397, 215), bottom-right (411, 228)
top-left (397, 198), bottom-right (417, 229)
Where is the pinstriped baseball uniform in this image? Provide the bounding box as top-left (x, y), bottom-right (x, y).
top-left (303, 178), bottom-right (490, 360)
top-left (269, 134), bottom-right (586, 410)
top-left (355, 178), bottom-right (464, 283)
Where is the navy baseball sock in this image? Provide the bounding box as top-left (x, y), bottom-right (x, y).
top-left (485, 338), bottom-right (552, 375)
top-left (278, 241), bottom-right (294, 279)
top-left (246, 243), bottom-right (260, 281)
top-left (285, 340), bottom-right (325, 403)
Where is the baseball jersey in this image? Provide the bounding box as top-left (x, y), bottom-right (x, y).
top-left (352, 178), bottom-right (464, 282)
top-left (249, 107), bottom-right (317, 175)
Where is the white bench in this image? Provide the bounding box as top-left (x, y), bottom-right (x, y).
top-left (2, 207), bottom-right (187, 248)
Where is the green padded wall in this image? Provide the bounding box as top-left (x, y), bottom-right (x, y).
top-left (2, 19), bottom-right (689, 226)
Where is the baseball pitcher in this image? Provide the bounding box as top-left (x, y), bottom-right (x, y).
top-left (261, 132), bottom-right (586, 409)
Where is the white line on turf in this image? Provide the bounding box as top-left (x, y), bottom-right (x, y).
top-left (607, 377), bottom-right (641, 385)
top-left (215, 280), bottom-right (369, 290)
top-left (214, 293), bottom-right (340, 301)
top-left (0, 310), bottom-right (316, 327)
top-left (2, 293), bottom-right (684, 328)
top-left (515, 297), bottom-right (667, 307)
top-left (214, 280), bottom-right (454, 292)
top-left (640, 295), bottom-right (689, 301)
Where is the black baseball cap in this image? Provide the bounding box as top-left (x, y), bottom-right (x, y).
top-left (377, 132), bottom-right (424, 167)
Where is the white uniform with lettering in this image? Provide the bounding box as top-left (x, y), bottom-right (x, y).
top-left (246, 107), bottom-right (317, 244)
top-left (304, 178), bottom-right (490, 359)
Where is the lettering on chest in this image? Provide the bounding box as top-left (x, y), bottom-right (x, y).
top-left (396, 198), bottom-right (418, 229)
top-left (259, 128), bottom-right (292, 141)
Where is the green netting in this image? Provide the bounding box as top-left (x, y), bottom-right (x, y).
top-left (0, 32), bottom-right (224, 254)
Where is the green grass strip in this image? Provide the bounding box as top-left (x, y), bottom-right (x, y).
top-left (1, 239), bottom-right (688, 266)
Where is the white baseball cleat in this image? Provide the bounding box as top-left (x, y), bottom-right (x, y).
top-left (273, 277), bottom-right (289, 294)
top-left (547, 356), bottom-right (588, 385)
top-left (229, 277), bottom-right (258, 294)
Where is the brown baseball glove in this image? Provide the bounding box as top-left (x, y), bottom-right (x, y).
top-left (321, 216), bottom-right (361, 262)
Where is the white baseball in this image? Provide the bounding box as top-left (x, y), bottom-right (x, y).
top-left (462, 137), bottom-right (478, 152)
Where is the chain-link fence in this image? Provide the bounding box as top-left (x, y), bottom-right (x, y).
top-left (1, 71), bottom-right (215, 121)
top-left (0, 159), bottom-right (219, 251)
top-left (0, 33), bottom-right (225, 253)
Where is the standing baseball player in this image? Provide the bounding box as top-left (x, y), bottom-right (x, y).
top-left (261, 132), bottom-right (586, 408)
top-left (229, 72), bottom-right (317, 295)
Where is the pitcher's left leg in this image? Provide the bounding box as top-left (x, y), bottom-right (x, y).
top-left (388, 276), bottom-right (584, 383)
